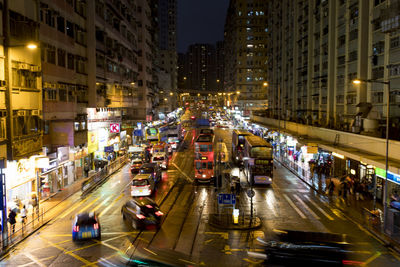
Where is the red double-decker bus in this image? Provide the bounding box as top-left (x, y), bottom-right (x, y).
top-left (194, 134), bottom-right (214, 182)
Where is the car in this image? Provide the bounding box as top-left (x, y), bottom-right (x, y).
top-left (131, 173), bottom-right (156, 197)
top-left (139, 163), bottom-right (162, 182)
top-left (130, 158), bottom-right (144, 173)
top-left (151, 152), bottom-right (168, 169)
top-left (199, 128), bottom-right (214, 135)
top-left (121, 198), bottom-right (164, 230)
top-left (190, 115), bottom-right (196, 120)
top-left (72, 212), bottom-right (101, 241)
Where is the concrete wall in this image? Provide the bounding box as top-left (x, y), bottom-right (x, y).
top-left (251, 115), bottom-right (400, 162)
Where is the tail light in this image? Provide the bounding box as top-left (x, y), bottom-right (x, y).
top-left (155, 211), bottom-right (163, 216)
top-left (342, 260), bottom-right (363, 266)
top-left (137, 214), bottom-right (146, 219)
top-left (153, 172), bottom-right (156, 176)
top-left (162, 161), bottom-right (167, 165)
top-left (73, 225), bottom-right (79, 232)
top-left (146, 205), bottom-right (153, 208)
top-left (93, 223), bottom-right (99, 230)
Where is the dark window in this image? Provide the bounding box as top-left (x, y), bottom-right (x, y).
top-left (67, 53), bottom-right (74, 70)
top-left (57, 16), bottom-right (65, 33)
top-left (66, 21), bottom-right (74, 38)
top-left (59, 89), bottom-right (67, 101)
top-left (58, 49), bottom-right (66, 67)
top-left (47, 46), bottom-right (56, 64)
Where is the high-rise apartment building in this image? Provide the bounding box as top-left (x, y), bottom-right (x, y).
top-left (40, 0), bottom-right (89, 153)
top-left (265, 0), bottom-right (400, 138)
top-left (223, 0), bottom-right (269, 111)
top-left (215, 41), bottom-right (225, 91)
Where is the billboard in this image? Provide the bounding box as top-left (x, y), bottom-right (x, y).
top-left (88, 131), bottom-right (98, 154)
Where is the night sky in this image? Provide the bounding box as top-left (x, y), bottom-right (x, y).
top-left (177, 0), bottom-right (230, 53)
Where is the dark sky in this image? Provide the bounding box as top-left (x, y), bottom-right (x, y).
top-left (177, 0), bottom-right (230, 53)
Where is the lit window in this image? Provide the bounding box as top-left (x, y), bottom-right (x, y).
top-left (265, 28), bottom-right (268, 32)
top-left (238, 11), bottom-right (242, 16)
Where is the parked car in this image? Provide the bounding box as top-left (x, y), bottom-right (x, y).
top-left (72, 212), bottom-right (101, 241)
top-left (121, 198), bottom-right (164, 230)
top-left (131, 173), bottom-right (155, 197)
top-left (139, 163), bottom-right (162, 182)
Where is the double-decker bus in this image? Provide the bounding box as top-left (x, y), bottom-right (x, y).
top-left (243, 135), bottom-right (274, 185)
top-left (194, 134), bottom-right (214, 182)
top-left (232, 130), bottom-right (253, 165)
top-left (145, 127), bottom-right (160, 144)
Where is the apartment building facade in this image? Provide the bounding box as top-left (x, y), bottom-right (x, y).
top-left (265, 0), bottom-right (400, 139)
top-left (223, 0), bottom-right (269, 112)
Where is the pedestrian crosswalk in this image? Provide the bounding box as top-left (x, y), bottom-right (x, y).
top-left (244, 189), bottom-right (346, 222)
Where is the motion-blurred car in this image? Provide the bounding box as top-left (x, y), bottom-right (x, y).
top-left (130, 158), bottom-right (144, 173)
top-left (139, 163), bottom-right (162, 182)
top-left (131, 174), bottom-right (155, 197)
top-left (151, 153), bottom-right (169, 170)
top-left (72, 212), bottom-right (101, 241)
top-left (121, 198), bottom-right (164, 230)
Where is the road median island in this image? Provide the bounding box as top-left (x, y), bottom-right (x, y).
top-left (208, 213), bottom-right (261, 230)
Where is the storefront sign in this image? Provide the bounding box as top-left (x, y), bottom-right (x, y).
top-left (88, 131), bottom-right (98, 154)
top-left (376, 167), bottom-right (400, 185)
top-left (137, 122), bottom-right (142, 129)
top-left (110, 123), bottom-right (120, 133)
top-left (104, 145), bottom-right (114, 153)
top-left (57, 147), bottom-right (70, 163)
top-left (307, 143), bottom-right (318, 154)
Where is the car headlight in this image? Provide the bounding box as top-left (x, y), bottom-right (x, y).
top-left (202, 174), bottom-right (206, 178)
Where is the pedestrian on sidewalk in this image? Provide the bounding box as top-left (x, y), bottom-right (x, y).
top-left (8, 208), bottom-right (16, 234)
top-left (230, 179), bottom-right (235, 194)
top-left (327, 178), bottom-right (335, 196)
top-left (20, 205), bottom-right (27, 226)
top-left (84, 162), bottom-right (89, 177)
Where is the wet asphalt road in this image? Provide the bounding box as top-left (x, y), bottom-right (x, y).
top-left (1, 123), bottom-right (400, 266)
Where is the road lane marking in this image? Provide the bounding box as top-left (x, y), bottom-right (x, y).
top-left (38, 236), bottom-right (93, 265)
top-left (243, 258), bottom-right (264, 264)
top-left (67, 242), bottom-right (100, 253)
top-left (92, 239), bottom-right (125, 255)
top-left (304, 195), bottom-right (334, 220)
top-left (205, 232), bottom-right (229, 239)
top-left (204, 239), bottom-right (213, 244)
top-left (331, 208), bottom-right (346, 220)
top-left (78, 197), bottom-right (100, 214)
top-left (223, 245), bottom-right (232, 254)
top-left (362, 251), bottom-right (381, 266)
top-left (143, 247), bottom-right (158, 256)
top-left (84, 253), bottom-right (119, 267)
top-left (293, 194), bottom-right (320, 220)
top-left (59, 198), bottom-right (89, 219)
top-left (283, 194), bottom-right (306, 219)
top-left (172, 162), bottom-right (193, 182)
top-left (91, 196), bottom-right (112, 213)
top-left (179, 259), bottom-right (197, 265)
top-left (23, 252), bottom-right (46, 267)
top-left (99, 193), bottom-right (124, 217)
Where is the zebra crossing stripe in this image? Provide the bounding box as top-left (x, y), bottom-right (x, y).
top-left (283, 194), bottom-right (306, 219)
top-left (303, 195), bottom-right (334, 221)
top-left (293, 194), bottom-right (320, 220)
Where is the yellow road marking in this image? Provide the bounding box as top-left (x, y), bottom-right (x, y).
top-left (388, 247), bottom-right (400, 261)
top-left (179, 259), bottom-right (197, 265)
top-left (38, 236), bottom-right (93, 265)
top-left (84, 253), bottom-right (119, 267)
top-left (143, 247), bottom-right (158, 256)
top-left (172, 162), bottom-right (193, 182)
top-left (304, 195), bottom-right (334, 220)
top-left (205, 231), bottom-right (229, 239)
top-left (92, 196), bottom-right (111, 213)
top-left (79, 197), bottom-right (100, 213)
top-left (243, 258), bottom-right (264, 264)
top-left (67, 242), bottom-right (100, 253)
top-left (331, 209), bottom-right (346, 220)
top-left (273, 229), bottom-right (288, 234)
top-left (23, 252), bottom-right (46, 267)
top-left (362, 251), bottom-right (381, 266)
top-left (99, 193), bottom-right (124, 217)
top-left (59, 197), bottom-right (95, 219)
top-left (283, 194), bottom-right (306, 219)
top-left (92, 239), bottom-right (126, 255)
top-left (204, 239), bottom-right (213, 244)
top-left (224, 245), bottom-right (232, 254)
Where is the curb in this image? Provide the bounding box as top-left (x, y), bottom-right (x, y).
top-left (275, 158), bottom-right (400, 254)
top-left (208, 214), bottom-right (262, 230)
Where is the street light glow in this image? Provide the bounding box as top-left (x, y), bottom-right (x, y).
top-left (170, 92), bottom-right (173, 96)
top-left (352, 79), bottom-right (362, 85)
top-left (263, 82), bottom-right (268, 87)
top-left (236, 91), bottom-right (240, 95)
top-left (27, 43), bottom-right (37, 49)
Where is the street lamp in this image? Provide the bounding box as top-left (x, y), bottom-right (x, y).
top-left (26, 43), bottom-right (38, 49)
top-left (352, 78), bottom-right (390, 228)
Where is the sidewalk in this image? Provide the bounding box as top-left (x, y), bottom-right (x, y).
top-left (0, 155), bottom-right (128, 257)
top-left (275, 156), bottom-right (400, 253)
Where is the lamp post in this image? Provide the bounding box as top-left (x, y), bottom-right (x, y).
top-left (353, 79), bottom-right (390, 230)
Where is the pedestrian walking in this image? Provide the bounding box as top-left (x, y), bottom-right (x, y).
top-left (20, 205), bottom-right (27, 226)
top-left (84, 162), bottom-right (89, 177)
top-left (327, 178), bottom-right (335, 195)
top-left (8, 208), bottom-right (16, 234)
top-left (230, 179), bottom-right (235, 194)
top-left (29, 193), bottom-right (39, 220)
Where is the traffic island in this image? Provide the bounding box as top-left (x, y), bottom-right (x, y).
top-left (208, 213), bottom-right (262, 230)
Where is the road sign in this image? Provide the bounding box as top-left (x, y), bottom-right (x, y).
top-left (110, 123), bottom-right (120, 133)
top-left (218, 193), bottom-right (236, 205)
top-left (247, 189), bottom-right (255, 198)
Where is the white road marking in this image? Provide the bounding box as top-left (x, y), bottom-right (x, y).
top-left (293, 194), bottom-right (320, 220)
top-left (304, 195), bottom-right (334, 220)
top-left (172, 162), bottom-right (193, 182)
top-left (283, 194), bottom-right (306, 219)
